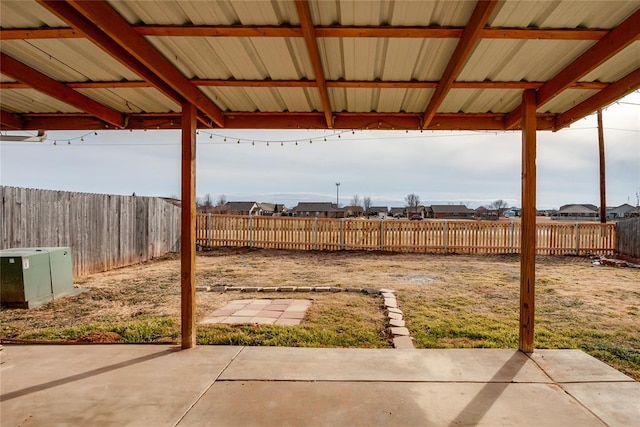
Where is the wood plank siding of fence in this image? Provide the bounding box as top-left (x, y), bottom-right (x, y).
top-left (616, 217), bottom-right (640, 259)
top-left (1, 186), bottom-right (181, 277)
top-left (197, 215), bottom-right (616, 256)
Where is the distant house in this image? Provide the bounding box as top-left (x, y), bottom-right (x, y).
top-left (555, 204), bottom-right (599, 219)
top-left (389, 207), bottom-right (406, 218)
top-left (429, 205), bottom-right (475, 219)
top-left (255, 202), bottom-right (288, 216)
top-left (292, 202), bottom-right (344, 218)
top-left (219, 201), bottom-right (258, 216)
top-left (475, 206), bottom-right (499, 220)
top-left (407, 205), bottom-right (426, 217)
top-left (368, 206), bottom-right (389, 218)
top-left (509, 207), bottom-right (521, 217)
top-left (344, 205), bottom-right (365, 217)
top-left (607, 203), bottom-right (636, 219)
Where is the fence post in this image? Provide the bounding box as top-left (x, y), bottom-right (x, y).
top-left (313, 217), bottom-right (318, 250)
top-left (574, 222), bottom-right (580, 255)
top-left (443, 220), bottom-right (448, 254)
top-left (510, 221), bottom-right (515, 254)
top-left (380, 219), bottom-right (384, 251)
top-left (249, 215), bottom-right (254, 248)
top-left (207, 213), bottom-right (212, 247)
top-left (340, 218), bottom-right (345, 250)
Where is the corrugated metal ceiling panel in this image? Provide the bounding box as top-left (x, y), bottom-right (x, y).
top-left (581, 41), bottom-right (640, 83)
top-left (0, 0), bottom-right (67, 28)
top-left (459, 39), bottom-right (595, 82)
top-left (489, 0), bottom-right (639, 29)
top-left (311, 0), bottom-right (476, 26)
top-left (76, 88), bottom-right (179, 114)
top-left (320, 38), bottom-right (457, 81)
top-left (440, 89), bottom-right (522, 114)
top-left (201, 87), bottom-right (321, 112)
top-left (1, 39), bottom-right (142, 82)
top-left (108, 0), bottom-right (299, 25)
top-left (329, 88), bottom-right (434, 113)
top-left (0, 89), bottom-right (82, 114)
top-left (146, 37), bottom-right (314, 80)
top-left (537, 89), bottom-right (599, 114)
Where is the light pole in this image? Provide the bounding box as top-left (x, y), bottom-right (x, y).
top-left (335, 182), bottom-right (340, 206)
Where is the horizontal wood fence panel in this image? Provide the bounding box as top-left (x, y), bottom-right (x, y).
top-left (1, 186), bottom-right (181, 277)
top-left (196, 215), bottom-right (616, 256)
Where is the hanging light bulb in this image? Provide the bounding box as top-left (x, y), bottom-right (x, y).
top-left (266, 142), bottom-right (269, 147)
top-left (295, 141), bottom-right (298, 145)
top-left (324, 137), bottom-right (327, 142)
top-left (67, 140), bottom-right (71, 145)
top-left (338, 134), bottom-right (341, 138)
top-left (237, 139), bottom-right (240, 144)
top-left (94, 131), bottom-right (98, 135)
top-left (224, 137), bottom-right (227, 142)
top-left (53, 141), bottom-right (57, 145)
top-left (209, 134), bottom-right (213, 139)
top-left (80, 137), bottom-right (84, 142)
top-left (309, 139), bottom-right (312, 144)
top-left (352, 130), bottom-right (355, 134)
top-left (252, 141), bottom-right (255, 146)
top-left (280, 142), bottom-right (283, 146)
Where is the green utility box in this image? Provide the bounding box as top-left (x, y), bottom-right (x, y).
top-left (0, 247), bottom-right (79, 309)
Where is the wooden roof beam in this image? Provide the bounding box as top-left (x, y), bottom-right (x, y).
top-left (0, 52), bottom-right (124, 128)
top-left (1, 26), bottom-right (615, 41)
top-left (37, 1), bottom-right (184, 106)
top-left (555, 67), bottom-right (640, 130)
top-left (422, 0), bottom-right (499, 129)
top-left (1, 110), bottom-right (23, 129)
top-left (1, 79), bottom-right (608, 90)
top-left (295, 0), bottom-right (333, 128)
top-left (506, 8), bottom-right (640, 129)
top-left (65, 0), bottom-right (224, 127)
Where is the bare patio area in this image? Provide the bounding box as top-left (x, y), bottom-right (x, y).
top-left (1, 344), bottom-right (638, 426)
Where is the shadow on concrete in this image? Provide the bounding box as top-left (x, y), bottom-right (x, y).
top-left (0, 346), bottom-right (178, 402)
top-left (448, 351), bottom-right (527, 426)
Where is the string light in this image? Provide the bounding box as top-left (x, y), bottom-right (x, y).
top-left (224, 137), bottom-right (227, 142)
top-left (209, 134), bottom-right (213, 139)
top-left (67, 140), bottom-right (71, 145)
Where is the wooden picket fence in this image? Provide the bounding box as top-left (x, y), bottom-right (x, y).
top-left (196, 215), bottom-right (616, 255)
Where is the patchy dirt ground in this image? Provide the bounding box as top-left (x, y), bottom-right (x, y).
top-left (1, 248), bottom-right (638, 377)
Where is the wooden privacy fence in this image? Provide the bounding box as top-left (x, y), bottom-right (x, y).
top-left (197, 214), bottom-right (616, 256)
top-left (1, 186), bottom-right (181, 277)
top-left (616, 217), bottom-right (640, 259)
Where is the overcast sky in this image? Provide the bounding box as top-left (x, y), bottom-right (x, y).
top-left (1, 92), bottom-right (639, 210)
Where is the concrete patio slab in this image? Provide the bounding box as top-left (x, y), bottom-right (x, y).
top-left (1, 345), bottom-right (636, 426)
top-left (180, 381), bottom-right (604, 427)
top-left (529, 349), bottom-right (635, 382)
top-left (219, 348), bottom-right (551, 382)
top-left (1, 345), bottom-right (241, 426)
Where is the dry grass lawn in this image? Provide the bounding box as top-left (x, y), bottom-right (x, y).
top-left (1, 248), bottom-right (638, 379)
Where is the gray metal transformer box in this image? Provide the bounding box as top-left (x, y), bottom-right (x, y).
top-left (0, 247), bottom-right (78, 309)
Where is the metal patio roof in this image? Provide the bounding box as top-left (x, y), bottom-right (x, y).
top-left (1, 0), bottom-right (639, 132)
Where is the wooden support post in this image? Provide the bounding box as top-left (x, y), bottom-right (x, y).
top-left (598, 109), bottom-right (607, 223)
top-left (520, 89), bottom-right (537, 354)
top-left (181, 102), bottom-right (197, 349)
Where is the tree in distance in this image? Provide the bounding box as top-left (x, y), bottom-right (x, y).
top-left (405, 193), bottom-right (421, 214)
top-left (490, 199), bottom-right (509, 217)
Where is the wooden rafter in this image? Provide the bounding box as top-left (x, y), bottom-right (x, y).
top-left (0, 52), bottom-right (124, 128)
top-left (295, 0), bottom-right (333, 128)
top-left (0, 25), bottom-right (614, 41)
top-left (506, 8), bottom-right (640, 129)
top-left (555, 67), bottom-right (640, 130)
top-left (37, 1), bottom-right (184, 107)
top-left (64, 0), bottom-right (224, 127)
top-left (422, 0), bottom-right (499, 129)
top-left (1, 110), bottom-right (22, 129)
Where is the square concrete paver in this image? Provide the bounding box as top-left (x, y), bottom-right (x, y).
top-left (560, 381), bottom-right (640, 427)
top-left (0, 345), bottom-right (241, 426)
top-left (200, 299), bottom-right (311, 326)
top-left (530, 349), bottom-right (635, 383)
top-left (180, 381), bottom-right (603, 426)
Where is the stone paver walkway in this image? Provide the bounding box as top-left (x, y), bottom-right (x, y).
top-left (200, 299), bottom-right (311, 326)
